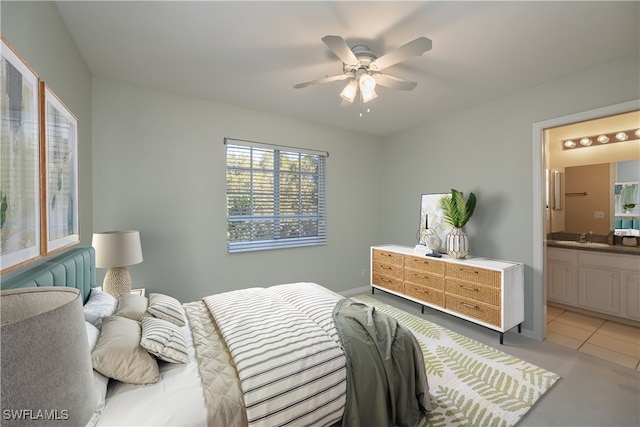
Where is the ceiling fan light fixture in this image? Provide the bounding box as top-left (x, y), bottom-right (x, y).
top-left (359, 73), bottom-right (376, 96)
top-left (295, 35), bottom-right (432, 114)
top-left (361, 88), bottom-right (377, 103)
top-left (340, 80), bottom-right (358, 103)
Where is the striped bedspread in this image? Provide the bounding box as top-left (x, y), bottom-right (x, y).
top-left (203, 283), bottom-right (347, 427)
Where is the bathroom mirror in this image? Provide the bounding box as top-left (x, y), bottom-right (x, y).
top-left (546, 109), bottom-right (639, 238)
top-left (556, 160), bottom-right (640, 235)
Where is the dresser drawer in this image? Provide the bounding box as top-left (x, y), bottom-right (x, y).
top-left (405, 283), bottom-right (444, 307)
top-left (373, 262), bottom-right (403, 279)
top-left (404, 255), bottom-right (445, 275)
top-left (445, 278), bottom-right (501, 307)
top-left (405, 269), bottom-right (445, 291)
top-left (372, 272), bottom-right (404, 293)
top-left (446, 264), bottom-right (501, 288)
top-left (373, 249), bottom-right (403, 266)
top-left (445, 294), bottom-right (501, 327)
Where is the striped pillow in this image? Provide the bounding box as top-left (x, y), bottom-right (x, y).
top-left (140, 317), bottom-right (189, 364)
top-left (147, 293), bottom-right (186, 327)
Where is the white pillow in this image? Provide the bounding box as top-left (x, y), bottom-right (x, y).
top-left (85, 321), bottom-right (100, 351)
top-left (86, 370), bottom-right (109, 427)
top-left (148, 293), bottom-right (186, 327)
top-left (84, 321), bottom-right (109, 427)
top-left (84, 287), bottom-right (118, 329)
top-left (141, 317), bottom-right (189, 364)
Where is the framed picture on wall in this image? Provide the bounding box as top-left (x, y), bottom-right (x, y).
top-left (418, 193), bottom-right (452, 253)
top-left (41, 82), bottom-right (79, 253)
top-left (0, 36), bottom-right (42, 273)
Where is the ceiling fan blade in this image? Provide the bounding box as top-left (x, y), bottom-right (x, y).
top-left (293, 74), bottom-right (349, 89)
top-left (322, 35), bottom-right (360, 66)
top-left (369, 37), bottom-right (432, 71)
top-left (373, 74), bottom-right (417, 91)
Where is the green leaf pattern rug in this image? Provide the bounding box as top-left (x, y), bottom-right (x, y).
top-left (352, 295), bottom-right (560, 427)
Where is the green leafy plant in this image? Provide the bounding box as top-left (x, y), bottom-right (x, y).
top-left (439, 188), bottom-right (477, 228)
top-left (623, 203), bottom-right (636, 211)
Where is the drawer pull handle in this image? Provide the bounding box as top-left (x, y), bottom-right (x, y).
top-left (460, 302), bottom-right (477, 309)
top-left (459, 285), bottom-right (477, 291)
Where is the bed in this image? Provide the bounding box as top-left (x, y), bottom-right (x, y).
top-left (1, 247), bottom-right (431, 427)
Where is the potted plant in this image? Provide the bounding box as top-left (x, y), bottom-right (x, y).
top-left (439, 189), bottom-right (476, 258)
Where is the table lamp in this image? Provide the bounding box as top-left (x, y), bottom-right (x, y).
top-left (1, 287), bottom-right (97, 426)
top-left (92, 230), bottom-right (143, 298)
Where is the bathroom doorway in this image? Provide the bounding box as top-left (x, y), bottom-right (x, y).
top-left (531, 100), bottom-right (639, 343)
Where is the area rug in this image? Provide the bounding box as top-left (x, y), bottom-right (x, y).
top-left (352, 295), bottom-right (560, 427)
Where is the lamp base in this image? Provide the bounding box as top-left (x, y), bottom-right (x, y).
top-left (103, 266), bottom-right (132, 299)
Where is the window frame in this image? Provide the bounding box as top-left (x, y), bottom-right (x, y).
top-left (225, 138), bottom-right (327, 253)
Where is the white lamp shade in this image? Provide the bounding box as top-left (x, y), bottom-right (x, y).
top-left (92, 230), bottom-right (143, 268)
top-left (359, 73), bottom-right (376, 94)
top-left (1, 287), bottom-right (97, 426)
top-left (340, 79), bottom-right (358, 103)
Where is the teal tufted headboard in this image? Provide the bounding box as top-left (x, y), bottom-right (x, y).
top-left (1, 247), bottom-right (96, 303)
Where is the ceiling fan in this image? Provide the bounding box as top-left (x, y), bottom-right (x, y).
top-left (294, 35), bottom-right (432, 104)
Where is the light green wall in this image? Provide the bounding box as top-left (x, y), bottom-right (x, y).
top-left (1, 1), bottom-right (93, 279)
top-left (92, 79), bottom-right (384, 301)
top-left (3, 1), bottom-right (639, 337)
top-left (380, 54), bottom-right (640, 334)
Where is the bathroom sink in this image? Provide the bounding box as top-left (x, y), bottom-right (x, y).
top-left (549, 240), bottom-right (611, 248)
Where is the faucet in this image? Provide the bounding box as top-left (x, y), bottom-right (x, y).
top-left (579, 231), bottom-right (594, 243)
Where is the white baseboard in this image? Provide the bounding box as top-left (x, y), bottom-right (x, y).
top-left (339, 286), bottom-right (371, 298)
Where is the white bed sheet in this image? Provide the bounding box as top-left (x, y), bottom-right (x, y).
top-left (96, 320), bottom-right (207, 426)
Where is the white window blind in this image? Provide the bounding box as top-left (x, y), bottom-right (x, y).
top-left (225, 138), bottom-right (327, 253)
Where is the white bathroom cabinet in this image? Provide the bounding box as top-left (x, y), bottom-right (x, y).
top-left (547, 247), bottom-right (640, 322)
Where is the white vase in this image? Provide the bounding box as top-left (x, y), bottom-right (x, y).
top-left (446, 227), bottom-right (469, 259)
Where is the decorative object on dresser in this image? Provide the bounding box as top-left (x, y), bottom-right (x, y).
top-left (0, 287), bottom-right (97, 426)
top-left (92, 230), bottom-right (143, 299)
top-left (439, 188), bottom-right (476, 259)
top-left (417, 193), bottom-right (452, 254)
top-left (371, 244), bottom-right (524, 344)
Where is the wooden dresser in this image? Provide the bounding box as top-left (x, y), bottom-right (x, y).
top-left (371, 244), bottom-right (524, 344)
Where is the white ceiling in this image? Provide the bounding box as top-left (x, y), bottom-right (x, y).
top-left (56, 1), bottom-right (640, 137)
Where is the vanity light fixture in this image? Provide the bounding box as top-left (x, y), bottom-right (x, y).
top-left (562, 128), bottom-right (639, 150)
top-left (615, 131), bottom-right (629, 141)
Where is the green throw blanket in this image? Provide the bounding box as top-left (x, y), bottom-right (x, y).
top-left (333, 299), bottom-right (432, 427)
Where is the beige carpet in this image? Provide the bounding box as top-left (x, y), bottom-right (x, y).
top-left (353, 295), bottom-right (560, 427)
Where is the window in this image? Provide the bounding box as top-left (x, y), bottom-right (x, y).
top-left (225, 138), bottom-right (327, 253)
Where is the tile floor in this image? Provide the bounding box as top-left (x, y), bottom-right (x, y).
top-left (546, 304), bottom-right (640, 370)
